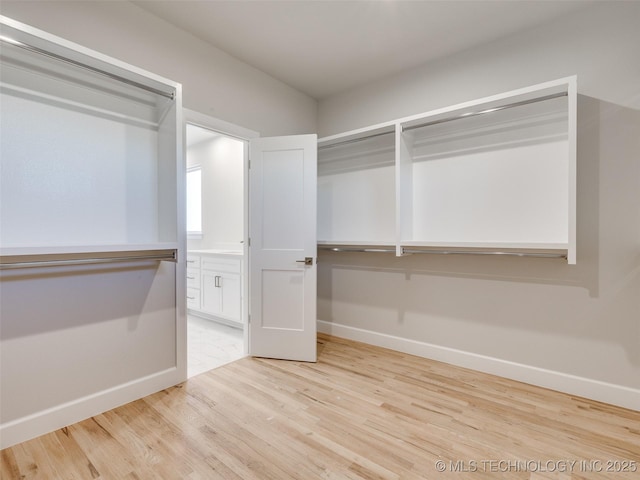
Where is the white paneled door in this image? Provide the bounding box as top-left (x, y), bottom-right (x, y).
top-left (249, 135), bottom-right (317, 361)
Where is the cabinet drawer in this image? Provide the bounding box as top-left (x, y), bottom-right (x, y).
top-left (186, 268), bottom-right (200, 289)
top-left (186, 288), bottom-right (200, 310)
top-left (201, 256), bottom-right (241, 274)
top-left (186, 254), bottom-right (200, 269)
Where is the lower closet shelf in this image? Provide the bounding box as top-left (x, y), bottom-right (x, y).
top-left (0, 246), bottom-right (178, 270)
top-left (318, 243), bottom-right (568, 259)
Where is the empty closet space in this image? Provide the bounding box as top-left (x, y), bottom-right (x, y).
top-left (399, 84), bottom-right (572, 249)
top-left (318, 125), bottom-right (396, 246)
top-left (318, 76), bottom-right (577, 263)
top-left (0, 29), bottom-right (178, 253)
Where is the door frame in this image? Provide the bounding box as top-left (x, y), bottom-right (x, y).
top-left (183, 109), bottom-right (259, 357)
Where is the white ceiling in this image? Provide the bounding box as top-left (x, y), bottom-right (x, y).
top-left (134, 0), bottom-right (594, 99)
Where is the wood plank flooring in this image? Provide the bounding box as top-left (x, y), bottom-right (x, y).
top-left (2, 334), bottom-right (639, 479)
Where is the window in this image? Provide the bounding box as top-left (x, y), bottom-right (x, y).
top-left (186, 166), bottom-right (202, 235)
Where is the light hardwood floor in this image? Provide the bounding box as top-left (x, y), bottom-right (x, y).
top-left (2, 334), bottom-right (639, 479)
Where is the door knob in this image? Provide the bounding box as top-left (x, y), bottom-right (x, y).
top-left (296, 257), bottom-right (313, 266)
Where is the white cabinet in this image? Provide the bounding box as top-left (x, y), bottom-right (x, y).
top-left (318, 76), bottom-right (577, 263)
top-left (186, 254), bottom-right (201, 310)
top-left (187, 252), bottom-right (242, 328)
top-left (202, 271), bottom-right (241, 320)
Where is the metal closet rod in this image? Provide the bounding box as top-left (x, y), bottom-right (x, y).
top-left (0, 251), bottom-right (177, 270)
top-left (317, 91), bottom-right (567, 151)
top-left (319, 245), bottom-right (566, 259)
top-left (318, 130), bottom-right (394, 150)
top-left (0, 35), bottom-right (175, 100)
top-left (402, 248), bottom-right (567, 259)
top-left (402, 92), bottom-right (567, 133)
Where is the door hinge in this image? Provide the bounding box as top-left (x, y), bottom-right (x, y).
top-left (248, 314), bottom-right (251, 324)
top-left (248, 237), bottom-right (251, 247)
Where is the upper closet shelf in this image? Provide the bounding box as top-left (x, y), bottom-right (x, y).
top-left (318, 76), bottom-right (577, 263)
top-left (0, 16), bottom-right (176, 127)
top-left (318, 123), bottom-right (396, 149)
top-left (399, 79), bottom-right (571, 132)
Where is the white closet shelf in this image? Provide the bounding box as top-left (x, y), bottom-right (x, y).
top-left (318, 123), bottom-right (396, 150)
top-left (399, 84), bottom-right (569, 133)
top-left (0, 243), bottom-right (178, 257)
top-left (0, 16), bottom-right (176, 98)
top-left (318, 240), bottom-right (395, 247)
top-left (0, 29), bottom-right (176, 127)
top-left (318, 242), bottom-right (568, 259)
top-left (399, 241), bottom-right (568, 250)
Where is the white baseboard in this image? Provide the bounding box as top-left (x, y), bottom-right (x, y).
top-left (0, 367), bottom-right (184, 449)
top-left (318, 320), bottom-right (639, 411)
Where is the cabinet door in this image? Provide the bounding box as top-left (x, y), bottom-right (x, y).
top-left (201, 271), bottom-right (222, 316)
top-left (186, 268), bottom-right (200, 289)
top-left (220, 273), bottom-right (241, 322)
top-left (186, 288), bottom-right (201, 310)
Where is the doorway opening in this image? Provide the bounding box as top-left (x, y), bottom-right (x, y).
top-left (184, 114), bottom-right (254, 378)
